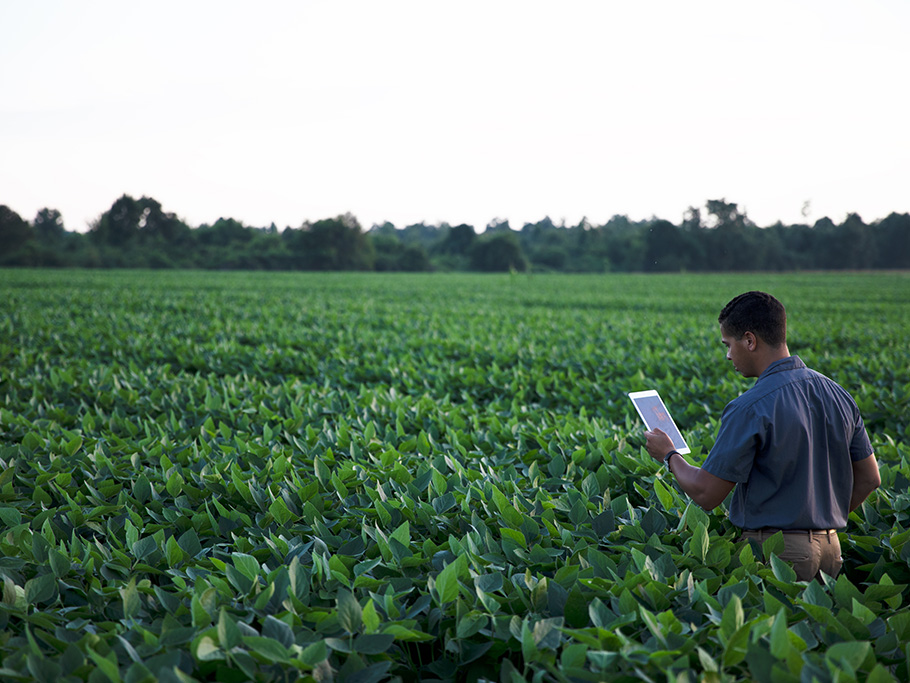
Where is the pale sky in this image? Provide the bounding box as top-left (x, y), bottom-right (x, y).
top-left (2, 1), bottom-right (908, 233)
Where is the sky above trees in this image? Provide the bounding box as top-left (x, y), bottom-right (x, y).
top-left (2, 1), bottom-right (909, 233)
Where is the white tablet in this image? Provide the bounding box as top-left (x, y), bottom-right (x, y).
top-left (628, 390), bottom-right (690, 454)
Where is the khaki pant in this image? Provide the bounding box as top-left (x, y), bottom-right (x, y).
top-left (739, 529), bottom-right (843, 582)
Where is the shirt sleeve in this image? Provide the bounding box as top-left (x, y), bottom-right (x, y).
top-left (701, 401), bottom-right (761, 483)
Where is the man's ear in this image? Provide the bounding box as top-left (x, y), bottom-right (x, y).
top-left (743, 331), bottom-right (757, 351)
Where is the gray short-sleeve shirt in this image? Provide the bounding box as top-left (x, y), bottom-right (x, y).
top-left (701, 355), bottom-right (873, 530)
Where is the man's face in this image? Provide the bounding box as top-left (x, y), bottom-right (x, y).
top-left (720, 325), bottom-right (754, 377)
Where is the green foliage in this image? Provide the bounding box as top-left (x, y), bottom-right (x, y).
top-left (0, 205), bottom-right (33, 263)
top-left (469, 231), bottom-right (528, 272)
top-left (285, 213), bottom-right (375, 271)
top-left (5, 197), bottom-right (910, 272)
top-left (0, 270), bottom-right (909, 682)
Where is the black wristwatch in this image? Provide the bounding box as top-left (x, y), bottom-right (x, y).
top-left (663, 450), bottom-right (680, 470)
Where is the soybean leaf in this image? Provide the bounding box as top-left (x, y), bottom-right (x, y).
top-left (217, 609), bottom-right (241, 650)
top-left (346, 661), bottom-right (392, 683)
top-left (25, 574), bottom-right (57, 606)
top-left (242, 636), bottom-right (290, 664)
top-left (691, 522), bottom-right (709, 563)
top-left (0, 508), bottom-right (22, 527)
top-left (298, 640), bottom-right (327, 666)
top-left (435, 556), bottom-right (463, 605)
top-left (177, 529), bottom-right (202, 558)
top-left (337, 590), bottom-right (363, 634)
top-left (232, 553), bottom-right (260, 581)
top-left (770, 554), bottom-right (797, 583)
top-left (826, 641), bottom-right (871, 671)
top-left (120, 579), bottom-right (141, 620)
top-left (762, 532), bottom-right (786, 562)
top-left (769, 609), bottom-right (790, 659)
top-left (269, 497), bottom-right (296, 525)
top-left (353, 634), bottom-right (395, 655)
top-left (86, 646), bottom-right (122, 683)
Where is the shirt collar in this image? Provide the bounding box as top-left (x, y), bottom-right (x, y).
top-left (757, 355), bottom-right (805, 380)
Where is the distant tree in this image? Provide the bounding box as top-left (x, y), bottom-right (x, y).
top-left (485, 218), bottom-right (512, 234)
top-left (372, 235), bottom-right (402, 271)
top-left (89, 195), bottom-right (143, 246)
top-left (371, 235), bottom-right (429, 271)
top-left (398, 243), bottom-right (431, 271)
top-left (469, 231), bottom-right (528, 272)
top-left (705, 199), bottom-right (748, 230)
top-left (520, 217), bottom-right (571, 271)
top-left (522, 216), bottom-right (559, 232)
top-left (643, 219), bottom-right (701, 271)
top-left (197, 218), bottom-right (255, 247)
top-left (210, 229), bottom-right (289, 270)
top-left (601, 215), bottom-right (645, 271)
top-left (681, 206), bottom-right (703, 232)
top-left (808, 217), bottom-right (838, 269)
top-left (399, 222), bottom-right (444, 250)
top-left (21, 208), bottom-right (77, 266)
top-left (288, 213), bottom-right (374, 270)
top-left (557, 217), bottom-right (608, 272)
top-left (702, 199), bottom-right (756, 270)
top-left (840, 213), bottom-right (876, 269)
top-left (520, 216), bottom-right (558, 249)
top-left (437, 223), bottom-right (475, 255)
top-left (426, 223), bottom-right (473, 270)
top-left (142, 201), bottom-right (189, 244)
top-left (369, 221), bottom-right (399, 241)
top-left (90, 194), bottom-right (191, 249)
top-left (873, 213), bottom-right (910, 269)
top-left (33, 208), bottom-right (66, 242)
top-left (767, 222), bottom-right (814, 270)
top-left (811, 214), bottom-right (875, 270)
top-left (530, 245), bottom-right (569, 271)
top-left (0, 205), bottom-right (31, 263)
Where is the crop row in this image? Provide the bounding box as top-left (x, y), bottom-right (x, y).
top-left (1, 269), bottom-right (909, 682)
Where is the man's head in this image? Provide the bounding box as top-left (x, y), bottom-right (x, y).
top-left (718, 292), bottom-right (788, 377)
top-left (718, 291), bottom-right (787, 347)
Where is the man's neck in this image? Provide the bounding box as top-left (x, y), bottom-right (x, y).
top-left (754, 344), bottom-right (791, 376)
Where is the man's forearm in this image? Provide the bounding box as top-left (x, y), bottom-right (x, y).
top-left (646, 429), bottom-right (735, 510)
top-left (667, 453), bottom-right (735, 511)
top-left (849, 454), bottom-right (881, 512)
top-left (849, 480), bottom-right (879, 511)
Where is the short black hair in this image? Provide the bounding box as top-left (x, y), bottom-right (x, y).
top-left (718, 291), bottom-right (787, 347)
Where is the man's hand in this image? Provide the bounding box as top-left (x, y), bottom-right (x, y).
top-left (645, 428), bottom-right (676, 463)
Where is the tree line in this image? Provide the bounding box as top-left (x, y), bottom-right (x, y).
top-left (2, 195), bottom-right (909, 272)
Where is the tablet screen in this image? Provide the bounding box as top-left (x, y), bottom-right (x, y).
top-left (628, 390), bottom-right (690, 454)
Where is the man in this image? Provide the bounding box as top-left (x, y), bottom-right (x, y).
top-left (645, 291), bottom-right (881, 581)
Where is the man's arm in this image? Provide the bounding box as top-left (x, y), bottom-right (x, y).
top-left (645, 428), bottom-right (736, 510)
top-left (850, 453), bottom-right (881, 512)
top-left (666, 454), bottom-right (736, 510)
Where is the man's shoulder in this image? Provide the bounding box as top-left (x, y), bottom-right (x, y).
top-left (725, 360), bottom-right (814, 412)
top-left (786, 359), bottom-right (854, 397)
top-left (730, 358), bottom-right (855, 415)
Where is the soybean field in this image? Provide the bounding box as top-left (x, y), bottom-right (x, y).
top-left (1, 269), bottom-right (910, 682)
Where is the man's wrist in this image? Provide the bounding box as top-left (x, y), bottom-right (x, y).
top-left (663, 450), bottom-right (680, 470)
